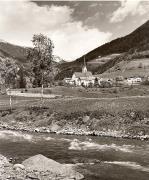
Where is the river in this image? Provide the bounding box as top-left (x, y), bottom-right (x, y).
top-left (0, 130), bottom-right (149, 180)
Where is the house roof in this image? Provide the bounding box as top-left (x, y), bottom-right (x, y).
top-left (64, 78), bottom-right (72, 80)
top-left (73, 71), bottom-right (93, 78)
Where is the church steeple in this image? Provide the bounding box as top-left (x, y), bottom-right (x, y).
top-left (82, 56), bottom-right (87, 73)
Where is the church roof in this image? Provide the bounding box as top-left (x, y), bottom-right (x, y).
top-left (73, 71), bottom-right (93, 78)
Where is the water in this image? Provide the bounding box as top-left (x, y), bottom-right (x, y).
top-left (0, 130), bottom-right (149, 180)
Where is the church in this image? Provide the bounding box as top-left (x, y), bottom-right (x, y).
top-left (64, 57), bottom-right (95, 87)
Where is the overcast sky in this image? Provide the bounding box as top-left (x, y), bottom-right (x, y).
top-left (0, 0), bottom-right (149, 61)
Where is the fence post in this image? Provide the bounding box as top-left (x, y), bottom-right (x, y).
top-left (10, 94), bottom-right (12, 111)
top-left (7, 88), bottom-right (12, 112)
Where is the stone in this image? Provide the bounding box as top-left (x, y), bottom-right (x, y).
top-left (83, 115), bottom-right (90, 123)
top-left (22, 154), bottom-right (84, 180)
top-left (34, 128), bottom-right (40, 133)
top-left (130, 112), bottom-right (135, 118)
top-left (13, 164), bottom-right (25, 170)
top-left (50, 123), bottom-right (61, 132)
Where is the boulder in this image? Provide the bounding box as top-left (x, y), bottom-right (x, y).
top-left (22, 154), bottom-right (83, 179)
top-left (83, 115), bottom-right (90, 123)
top-left (0, 154), bottom-right (10, 167)
top-left (50, 123), bottom-right (61, 132)
top-left (13, 164), bottom-right (25, 171)
top-left (34, 128), bottom-right (40, 133)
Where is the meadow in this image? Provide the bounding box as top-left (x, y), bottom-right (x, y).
top-left (1, 87), bottom-right (149, 113)
top-left (1, 85), bottom-right (149, 139)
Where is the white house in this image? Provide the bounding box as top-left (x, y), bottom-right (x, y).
top-left (64, 78), bottom-right (74, 85)
top-left (98, 78), bottom-right (113, 85)
top-left (124, 77), bottom-right (142, 85)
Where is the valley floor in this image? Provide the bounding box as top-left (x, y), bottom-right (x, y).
top-left (0, 86), bottom-right (149, 140)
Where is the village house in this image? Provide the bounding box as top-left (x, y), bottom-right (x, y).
top-left (98, 77), bottom-right (113, 85)
top-left (64, 78), bottom-right (74, 85)
top-left (124, 77), bottom-right (142, 85)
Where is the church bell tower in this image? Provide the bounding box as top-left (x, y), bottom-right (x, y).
top-left (82, 56), bottom-right (87, 73)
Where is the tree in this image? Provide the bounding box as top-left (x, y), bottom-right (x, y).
top-left (27, 34), bottom-right (54, 87)
top-left (17, 66), bottom-right (26, 88)
top-left (94, 77), bottom-right (99, 87)
top-left (1, 58), bottom-right (19, 88)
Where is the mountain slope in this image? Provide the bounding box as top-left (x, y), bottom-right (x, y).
top-left (0, 40), bottom-right (28, 63)
top-left (56, 20), bottom-right (149, 80)
top-left (99, 49), bottom-right (149, 79)
top-left (0, 40), bottom-right (66, 65)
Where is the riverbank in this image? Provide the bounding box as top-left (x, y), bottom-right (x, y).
top-left (0, 105), bottom-right (149, 140)
top-left (0, 154), bottom-right (83, 180)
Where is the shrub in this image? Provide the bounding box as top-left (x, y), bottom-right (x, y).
top-left (100, 81), bottom-right (112, 88)
top-left (138, 62), bottom-right (143, 68)
top-left (113, 88), bottom-right (119, 94)
top-left (88, 82), bottom-right (93, 88)
top-left (115, 76), bottom-right (124, 81)
top-left (0, 110), bottom-right (11, 117)
top-left (141, 80), bottom-right (149, 85)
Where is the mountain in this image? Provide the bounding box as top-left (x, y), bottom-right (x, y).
top-left (0, 40), bottom-right (28, 63)
top-left (0, 40), bottom-right (65, 65)
top-left (56, 20), bottom-right (149, 80)
top-left (53, 55), bottom-right (66, 64)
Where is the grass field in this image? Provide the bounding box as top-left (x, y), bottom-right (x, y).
top-left (0, 95), bottom-right (41, 110)
top-left (1, 93), bottom-right (149, 113)
top-left (1, 85), bottom-right (149, 117)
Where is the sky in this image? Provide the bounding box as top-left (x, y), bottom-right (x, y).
top-left (0, 0), bottom-right (149, 61)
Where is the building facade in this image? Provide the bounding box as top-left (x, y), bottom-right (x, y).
top-left (64, 65), bottom-right (95, 87)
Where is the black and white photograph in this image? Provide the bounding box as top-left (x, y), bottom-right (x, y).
top-left (0, 0), bottom-right (149, 179)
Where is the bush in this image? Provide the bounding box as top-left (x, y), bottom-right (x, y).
top-left (0, 110), bottom-right (11, 117)
top-left (115, 76), bottom-right (124, 81)
top-left (141, 80), bottom-right (149, 85)
top-left (88, 82), bottom-right (93, 88)
top-left (100, 81), bottom-right (112, 88)
top-left (138, 63), bottom-right (143, 68)
top-left (113, 88), bottom-right (119, 94)
top-left (57, 81), bottom-right (64, 86)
